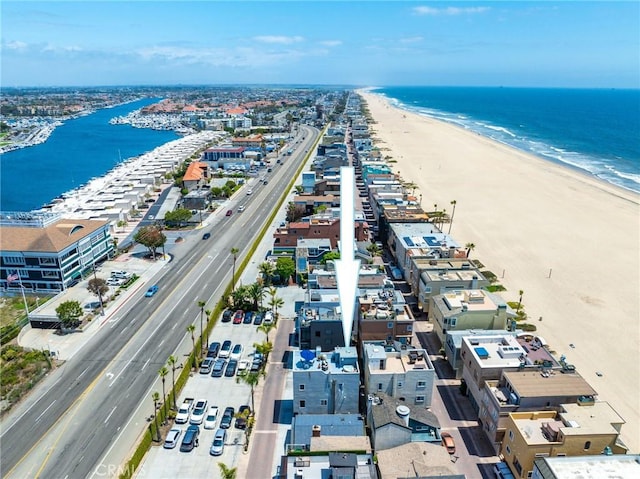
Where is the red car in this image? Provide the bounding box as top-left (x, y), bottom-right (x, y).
top-left (441, 432), bottom-right (456, 454)
top-left (233, 310), bottom-right (244, 324)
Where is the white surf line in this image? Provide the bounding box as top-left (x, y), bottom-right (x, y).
top-left (35, 400), bottom-right (56, 423)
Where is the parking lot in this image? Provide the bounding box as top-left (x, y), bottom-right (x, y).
top-left (137, 309), bottom-right (271, 478)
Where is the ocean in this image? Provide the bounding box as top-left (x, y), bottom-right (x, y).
top-left (375, 87), bottom-right (640, 193)
top-left (0, 98), bottom-right (179, 212)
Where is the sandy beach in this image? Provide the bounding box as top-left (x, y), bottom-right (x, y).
top-left (359, 90), bottom-right (640, 452)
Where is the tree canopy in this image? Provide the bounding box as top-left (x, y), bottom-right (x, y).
top-left (55, 300), bottom-right (83, 329)
top-left (164, 208), bottom-right (192, 227)
top-left (275, 257), bottom-right (295, 284)
top-left (87, 277), bottom-right (109, 298)
top-left (134, 225), bottom-right (167, 259)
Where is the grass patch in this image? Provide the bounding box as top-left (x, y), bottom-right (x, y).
top-left (480, 270), bottom-right (498, 283)
top-left (486, 284), bottom-right (506, 292)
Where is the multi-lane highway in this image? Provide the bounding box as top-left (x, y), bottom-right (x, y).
top-left (1, 125), bottom-right (319, 479)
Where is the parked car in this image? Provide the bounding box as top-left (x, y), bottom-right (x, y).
top-left (175, 398), bottom-right (195, 424)
top-left (224, 359), bottom-right (238, 377)
top-left (221, 309), bottom-right (233, 323)
top-left (237, 359), bottom-right (251, 374)
top-left (209, 428), bottom-right (226, 456)
top-left (233, 310), bottom-right (243, 324)
top-left (163, 428), bottom-right (182, 449)
top-left (107, 278), bottom-right (124, 286)
top-left (235, 405), bottom-right (251, 430)
top-left (220, 407), bottom-right (235, 429)
top-left (203, 406), bottom-right (219, 430)
top-left (111, 270), bottom-right (130, 279)
top-left (211, 358), bottom-right (226, 378)
top-left (263, 311), bottom-right (274, 324)
top-left (145, 285), bottom-right (159, 297)
top-left (202, 233), bottom-right (211, 240)
top-left (441, 432), bottom-right (456, 454)
top-left (206, 341), bottom-right (221, 358)
top-left (252, 312), bottom-right (263, 325)
top-left (219, 340), bottom-right (232, 359)
top-left (180, 425), bottom-right (200, 452)
top-left (243, 311), bottom-right (253, 324)
top-left (230, 344), bottom-right (243, 361)
top-left (190, 399), bottom-right (208, 425)
top-left (199, 358), bottom-right (213, 374)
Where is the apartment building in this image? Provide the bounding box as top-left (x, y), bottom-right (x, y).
top-left (363, 343), bottom-right (435, 407)
top-left (500, 402), bottom-right (628, 479)
top-left (292, 347), bottom-right (360, 415)
top-left (479, 369), bottom-right (598, 448)
top-left (430, 289), bottom-right (514, 343)
top-left (531, 454), bottom-right (640, 479)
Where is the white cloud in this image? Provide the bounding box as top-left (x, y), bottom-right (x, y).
top-left (400, 36), bottom-right (424, 44)
top-left (319, 40), bottom-right (342, 47)
top-left (4, 40), bottom-right (28, 50)
top-left (413, 6), bottom-right (490, 16)
top-left (252, 35), bottom-right (304, 45)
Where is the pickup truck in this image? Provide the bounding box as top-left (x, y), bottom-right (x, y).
top-left (189, 399), bottom-right (208, 425)
top-left (175, 397), bottom-right (195, 424)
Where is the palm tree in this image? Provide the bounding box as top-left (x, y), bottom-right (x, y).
top-left (258, 261), bottom-right (276, 286)
top-left (231, 284), bottom-right (250, 311)
top-left (254, 340), bottom-right (274, 364)
top-left (159, 366), bottom-right (169, 419)
top-left (230, 247), bottom-right (240, 291)
top-left (197, 300), bottom-right (206, 356)
top-left (465, 242), bottom-right (476, 258)
top-left (516, 290), bottom-right (524, 314)
top-left (448, 200), bottom-right (457, 235)
top-left (217, 463), bottom-right (237, 479)
top-left (247, 282), bottom-right (265, 311)
top-left (152, 391), bottom-right (161, 442)
top-left (167, 355), bottom-right (178, 409)
top-left (257, 322), bottom-right (276, 343)
top-left (205, 309), bottom-right (212, 350)
top-left (270, 296), bottom-right (284, 322)
top-left (236, 370), bottom-right (264, 410)
top-left (186, 324), bottom-right (196, 369)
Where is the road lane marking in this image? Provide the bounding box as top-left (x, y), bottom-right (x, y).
top-left (104, 406), bottom-right (117, 424)
top-left (141, 358), bottom-right (151, 371)
top-left (35, 400), bottom-right (56, 423)
top-left (77, 367), bottom-right (89, 380)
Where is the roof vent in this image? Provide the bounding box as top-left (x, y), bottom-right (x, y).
top-left (396, 405), bottom-right (410, 427)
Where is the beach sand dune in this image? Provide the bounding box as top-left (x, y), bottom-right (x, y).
top-left (360, 91), bottom-right (640, 452)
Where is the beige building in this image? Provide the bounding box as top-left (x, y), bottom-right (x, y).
top-left (500, 402), bottom-right (628, 479)
top-left (430, 289), bottom-right (514, 343)
top-left (408, 257), bottom-right (490, 314)
top-left (479, 369), bottom-right (598, 449)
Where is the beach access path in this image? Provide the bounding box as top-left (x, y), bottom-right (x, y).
top-left (359, 90), bottom-right (640, 453)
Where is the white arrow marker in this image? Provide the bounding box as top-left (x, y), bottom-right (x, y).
top-left (335, 166), bottom-right (360, 346)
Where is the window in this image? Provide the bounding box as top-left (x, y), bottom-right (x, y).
top-left (39, 257), bottom-right (57, 265)
top-left (315, 331), bottom-right (321, 337)
top-left (4, 256), bottom-right (24, 265)
top-left (415, 396), bottom-right (425, 404)
top-left (505, 445), bottom-right (511, 455)
top-left (584, 441), bottom-right (591, 450)
top-left (299, 400), bottom-right (306, 408)
top-left (397, 381), bottom-right (403, 388)
top-left (450, 317), bottom-right (457, 327)
top-left (320, 399), bottom-right (327, 406)
top-left (406, 325), bottom-right (413, 332)
top-left (417, 381), bottom-right (426, 389)
top-left (387, 322), bottom-right (393, 329)
top-left (377, 383), bottom-right (383, 391)
top-left (424, 286), bottom-right (432, 293)
top-left (508, 430), bottom-right (514, 441)
top-left (299, 384), bottom-right (305, 391)
top-left (42, 271), bottom-right (59, 278)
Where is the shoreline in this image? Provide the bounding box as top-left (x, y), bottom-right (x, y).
top-left (359, 90), bottom-right (640, 452)
top-left (366, 86), bottom-right (640, 196)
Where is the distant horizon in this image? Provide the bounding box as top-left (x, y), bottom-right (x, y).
top-left (2, 1), bottom-right (638, 89)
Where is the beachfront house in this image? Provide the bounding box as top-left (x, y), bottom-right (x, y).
top-left (500, 402), bottom-right (628, 479)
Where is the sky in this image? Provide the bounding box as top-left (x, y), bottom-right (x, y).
top-left (1, 1), bottom-right (639, 88)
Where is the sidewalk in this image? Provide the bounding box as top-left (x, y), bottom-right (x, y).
top-left (18, 254), bottom-right (168, 361)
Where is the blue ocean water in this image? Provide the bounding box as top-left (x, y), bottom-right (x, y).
top-left (0, 99), bottom-right (179, 212)
top-left (375, 87), bottom-right (640, 193)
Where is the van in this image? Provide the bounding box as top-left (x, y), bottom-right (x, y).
top-left (179, 425), bottom-right (200, 452)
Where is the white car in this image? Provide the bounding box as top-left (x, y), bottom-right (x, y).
top-left (111, 270), bottom-right (129, 279)
top-left (203, 406), bottom-right (219, 430)
top-left (106, 278), bottom-right (124, 286)
top-left (189, 399), bottom-right (208, 425)
top-left (263, 311), bottom-right (274, 325)
top-left (237, 359), bottom-right (251, 374)
top-left (246, 189), bottom-right (253, 195)
top-left (163, 428), bottom-right (182, 449)
top-left (230, 344), bottom-right (243, 361)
